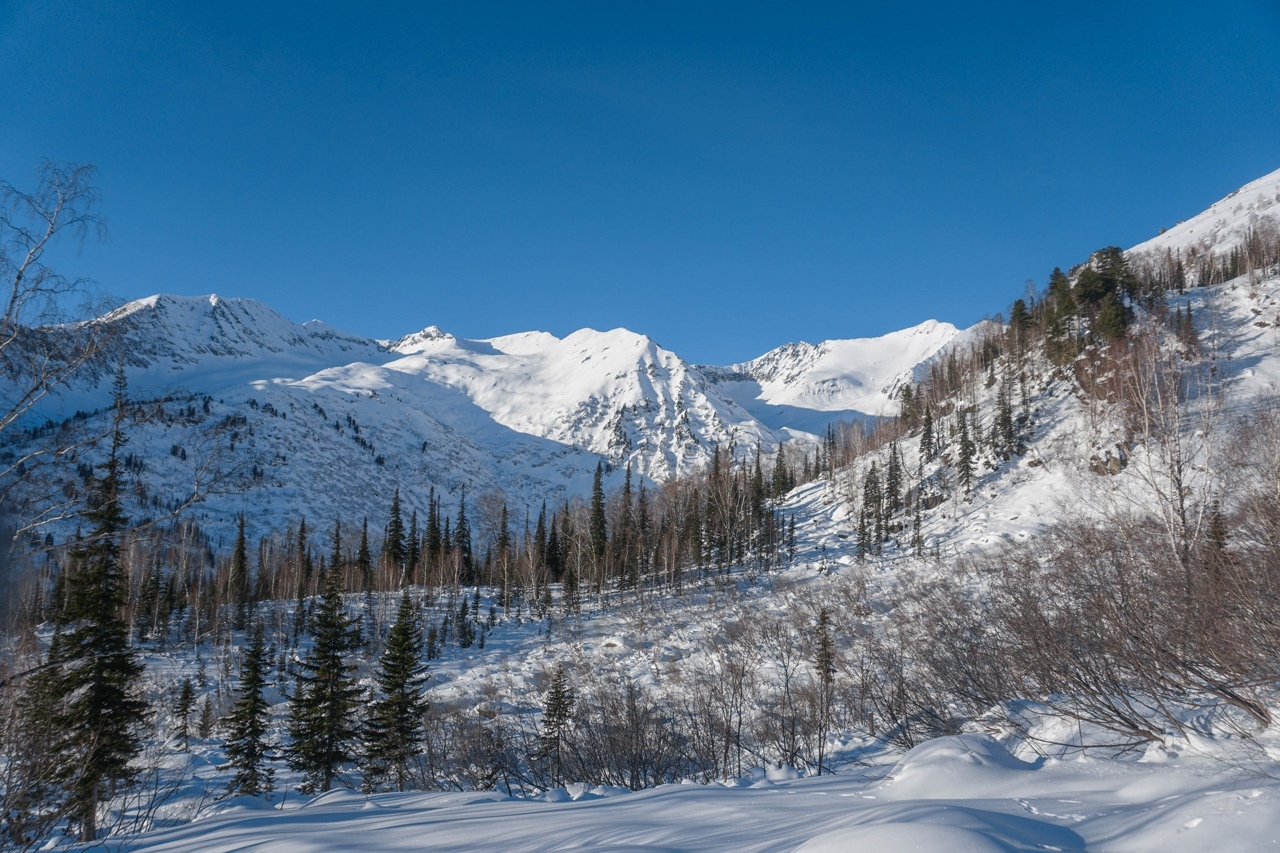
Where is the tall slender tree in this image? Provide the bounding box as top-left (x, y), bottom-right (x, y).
top-left (286, 562), bottom-right (363, 794)
top-left (28, 367), bottom-right (146, 841)
top-left (224, 622), bottom-right (274, 797)
top-left (362, 592), bottom-right (429, 792)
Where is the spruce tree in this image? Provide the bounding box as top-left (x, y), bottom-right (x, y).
top-left (813, 608), bottom-right (836, 776)
top-left (589, 461), bottom-right (608, 568)
top-left (286, 563), bottom-right (363, 794)
top-left (384, 488), bottom-right (406, 583)
top-left (31, 369), bottom-right (146, 841)
top-left (174, 677), bottom-right (196, 750)
top-left (362, 593), bottom-right (429, 792)
top-left (957, 414), bottom-right (975, 496)
top-left (231, 513), bottom-right (250, 631)
top-left (224, 623), bottom-right (275, 797)
top-left (356, 519), bottom-right (372, 592)
top-left (535, 666), bottom-right (575, 788)
top-left (919, 406), bottom-right (935, 463)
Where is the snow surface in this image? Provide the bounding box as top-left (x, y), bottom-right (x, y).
top-left (121, 733), bottom-right (1280, 852)
top-left (1130, 166), bottom-right (1280, 258)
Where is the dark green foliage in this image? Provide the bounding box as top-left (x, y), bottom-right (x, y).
top-left (225, 623), bottom-right (275, 797)
top-left (286, 563), bottom-right (363, 794)
top-left (957, 413), bottom-right (975, 496)
top-left (356, 518), bottom-right (372, 591)
top-left (384, 488), bottom-right (406, 580)
top-left (362, 593), bottom-right (429, 793)
top-left (23, 372), bottom-right (147, 841)
top-left (231, 513), bottom-right (250, 630)
top-left (919, 406), bottom-right (935, 463)
top-left (534, 666), bottom-right (575, 789)
top-left (174, 678), bottom-right (195, 750)
top-left (198, 695), bottom-right (216, 739)
top-left (590, 461), bottom-right (608, 567)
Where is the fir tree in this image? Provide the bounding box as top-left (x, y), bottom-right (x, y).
top-left (384, 488), bottom-right (406, 583)
top-left (231, 513), bottom-right (250, 630)
top-left (286, 563), bottom-right (363, 794)
top-left (589, 461), bottom-right (608, 568)
top-left (174, 677), bottom-right (196, 750)
top-left (356, 518), bottom-right (372, 592)
top-left (224, 623), bottom-right (275, 797)
top-left (919, 406), bottom-right (935, 463)
top-left (885, 443), bottom-right (902, 516)
top-left (957, 413), bottom-right (975, 496)
top-left (198, 695), bottom-right (216, 739)
top-left (534, 665), bottom-right (575, 788)
top-left (362, 593), bottom-right (430, 793)
top-left (29, 368), bottom-right (146, 841)
top-left (813, 608), bottom-right (836, 776)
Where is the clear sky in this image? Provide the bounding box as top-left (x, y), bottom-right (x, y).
top-left (3, 1), bottom-right (1278, 364)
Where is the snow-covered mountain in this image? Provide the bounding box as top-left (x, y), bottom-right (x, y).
top-left (13, 294), bottom-right (962, 539)
top-left (700, 320), bottom-right (966, 436)
top-left (1129, 165), bottom-right (1280, 257)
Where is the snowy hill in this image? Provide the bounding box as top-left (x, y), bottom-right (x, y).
top-left (14, 295), bottom-right (963, 539)
top-left (1130, 165), bottom-right (1280, 257)
top-left (701, 319), bottom-right (967, 436)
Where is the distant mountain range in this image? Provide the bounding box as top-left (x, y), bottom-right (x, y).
top-left (15, 165), bottom-right (1280, 540)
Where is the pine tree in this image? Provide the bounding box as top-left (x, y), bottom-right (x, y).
top-left (362, 593), bottom-right (429, 793)
top-left (534, 666), bottom-right (575, 788)
top-left (198, 695), bottom-right (216, 739)
top-left (384, 488), bottom-right (406, 583)
top-left (589, 461), bottom-right (608, 569)
top-left (957, 413), bottom-right (975, 496)
top-left (224, 623), bottom-right (275, 797)
top-left (356, 519), bottom-right (372, 592)
top-left (813, 608), bottom-right (836, 776)
top-left (174, 677), bottom-right (196, 750)
top-left (286, 563), bottom-right (363, 794)
top-left (919, 406), bottom-right (935, 463)
top-left (231, 513), bottom-right (250, 630)
top-left (30, 368), bottom-right (146, 841)
top-left (885, 443), bottom-right (902, 516)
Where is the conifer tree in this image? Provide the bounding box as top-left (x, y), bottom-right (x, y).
top-left (535, 666), bottom-right (575, 788)
top-left (225, 623), bottom-right (275, 797)
top-left (813, 608), bottom-right (836, 775)
top-left (29, 368), bottom-right (146, 841)
top-left (919, 406), bottom-right (935, 463)
top-left (198, 695), bottom-right (216, 739)
top-left (384, 488), bottom-right (406, 582)
top-left (356, 519), bottom-right (372, 592)
top-left (589, 461), bottom-right (608, 568)
top-left (362, 593), bottom-right (429, 792)
top-left (174, 678), bottom-right (196, 750)
top-left (885, 443), bottom-right (902, 516)
top-left (231, 513), bottom-right (250, 630)
top-left (957, 414), bottom-right (975, 496)
top-left (453, 490), bottom-right (473, 578)
top-left (286, 563), bottom-right (363, 794)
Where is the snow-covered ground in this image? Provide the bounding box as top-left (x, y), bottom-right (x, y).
top-left (123, 733), bottom-right (1280, 852)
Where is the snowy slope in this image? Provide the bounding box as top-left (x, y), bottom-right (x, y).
top-left (14, 295), bottom-right (967, 539)
top-left (1130, 166), bottom-right (1280, 258)
top-left (702, 320), bottom-right (964, 436)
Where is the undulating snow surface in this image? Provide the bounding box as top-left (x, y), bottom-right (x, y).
top-left (123, 733), bottom-right (1280, 852)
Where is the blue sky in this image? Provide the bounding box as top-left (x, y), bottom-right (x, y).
top-left (3, 1), bottom-right (1278, 363)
